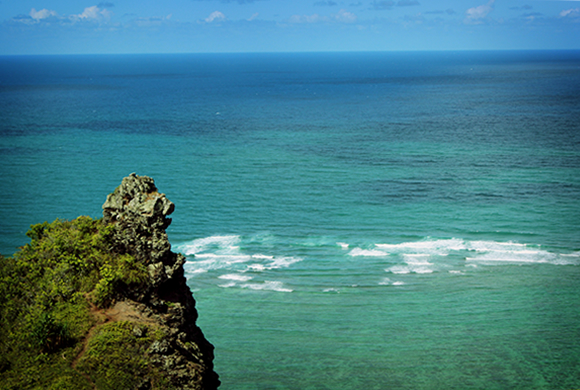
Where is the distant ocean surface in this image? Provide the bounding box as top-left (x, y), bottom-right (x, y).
top-left (1, 51), bottom-right (580, 389)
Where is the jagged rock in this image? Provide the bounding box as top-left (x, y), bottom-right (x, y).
top-left (149, 340), bottom-right (171, 355)
top-left (102, 173), bottom-right (220, 390)
top-left (103, 173), bottom-right (174, 266)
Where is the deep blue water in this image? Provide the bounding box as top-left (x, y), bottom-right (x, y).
top-left (1, 51), bottom-right (580, 389)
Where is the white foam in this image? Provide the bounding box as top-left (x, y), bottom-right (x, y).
top-left (246, 256), bottom-right (303, 271)
top-left (323, 288), bottom-right (340, 293)
top-left (386, 265), bottom-right (411, 274)
top-left (552, 252), bottom-right (580, 265)
top-left (180, 235), bottom-right (253, 275)
top-left (386, 263), bottom-right (433, 274)
top-left (465, 246), bottom-right (557, 264)
top-left (268, 256), bottom-right (302, 269)
top-left (379, 278), bottom-right (405, 286)
top-left (185, 253), bottom-right (254, 275)
top-left (218, 282), bottom-right (236, 288)
top-left (466, 252), bottom-right (552, 263)
top-left (376, 238), bottom-right (532, 256)
top-left (180, 235), bottom-right (303, 276)
top-left (241, 281), bottom-right (293, 293)
top-left (376, 238), bottom-right (465, 254)
top-left (248, 264), bottom-right (266, 272)
top-left (464, 241), bottom-right (563, 264)
top-left (348, 248), bottom-right (389, 257)
top-left (403, 254), bottom-right (433, 265)
top-left (218, 274), bottom-right (253, 282)
top-left (177, 235), bottom-right (241, 256)
top-left (468, 240), bottom-right (527, 252)
top-left (371, 238), bottom-right (578, 266)
top-left (194, 253), bottom-right (253, 262)
top-left (184, 267), bottom-right (208, 274)
top-left (184, 236), bottom-right (577, 285)
top-left (400, 253), bottom-right (434, 273)
top-left (251, 254), bottom-right (274, 260)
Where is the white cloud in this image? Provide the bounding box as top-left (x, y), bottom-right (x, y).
top-left (464, 0), bottom-right (495, 24)
top-left (205, 11), bottom-right (226, 23)
top-left (334, 9), bottom-right (357, 23)
top-left (72, 6), bottom-right (112, 22)
top-left (247, 12), bottom-right (259, 21)
top-left (30, 8), bottom-right (58, 20)
top-left (560, 7), bottom-right (580, 17)
top-left (23, 6), bottom-right (111, 24)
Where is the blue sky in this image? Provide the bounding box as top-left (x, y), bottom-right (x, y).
top-left (1, 0), bottom-right (579, 54)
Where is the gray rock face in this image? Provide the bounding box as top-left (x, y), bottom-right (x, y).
top-left (102, 173), bottom-right (220, 390)
top-left (103, 173), bottom-right (189, 294)
top-left (103, 173), bottom-right (174, 266)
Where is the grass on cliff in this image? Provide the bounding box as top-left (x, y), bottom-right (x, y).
top-left (0, 217), bottom-right (172, 389)
top-left (76, 321), bottom-right (171, 390)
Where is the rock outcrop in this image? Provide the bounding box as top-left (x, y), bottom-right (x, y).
top-left (102, 173), bottom-right (220, 390)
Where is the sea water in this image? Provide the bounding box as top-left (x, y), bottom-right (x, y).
top-left (1, 51), bottom-right (579, 389)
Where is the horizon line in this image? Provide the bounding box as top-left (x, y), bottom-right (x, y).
top-left (2, 48), bottom-right (580, 57)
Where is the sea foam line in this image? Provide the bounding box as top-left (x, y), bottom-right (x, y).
top-left (240, 281), bottom-right (293, 293)
top-left (176, 235), bottom-right (242, 256)
top-left (348, 238), bottom-right (577, 265)
top-left (348, 248), bottom-right (389, 257)
top-left (218, 274), bottom-right (253, 282)
top-left (180, 235), bottom-right (303, 276)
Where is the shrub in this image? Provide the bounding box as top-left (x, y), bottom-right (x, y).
top-left (77, 321), bottom-right (171, 390)
top-left (0, 216), bottom-right (152, 389)
top-left (30, 312), bottom-right (71, 353)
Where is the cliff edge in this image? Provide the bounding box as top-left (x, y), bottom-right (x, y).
top-left (101, 173), bottom-right (220, 389)
top-left (0, 174), bottom-right (220, 390)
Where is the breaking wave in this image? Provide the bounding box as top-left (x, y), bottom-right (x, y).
top-left (176, 235), bottom-right (578, 292)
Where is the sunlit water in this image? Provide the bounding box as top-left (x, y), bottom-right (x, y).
top-left (1, 51), bottom-right (579, 389)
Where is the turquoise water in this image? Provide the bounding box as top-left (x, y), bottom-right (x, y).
top-left (1, 51), bottom-right (579, 389)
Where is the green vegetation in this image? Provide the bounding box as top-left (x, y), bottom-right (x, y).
top-left (76, 321), bottom-right (171, 390)
top-left (0, 217), bottom-right (165, 389)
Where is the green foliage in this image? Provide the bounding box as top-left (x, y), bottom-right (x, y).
top-left (30, 312), bottom-right (71, 353)
top-left (0, 216), bottom-right (155, 389)
top-left (0, 357), bottom-right (95, 390)
top-left (19, 217), bottom-right (109, 278)
top-left (13, 216), bottom-right (147, 307)
top-left (93, 262), bottom-right (115, 306)
top-left (77, 321), bottom-right (172, 390)
top-left (93, 253), bottom-right (149, 306)
top-left (25, 221), bottom-right (50, 242)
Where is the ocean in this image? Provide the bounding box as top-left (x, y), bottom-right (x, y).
top-left (1, 51), bottom-right (579, 389)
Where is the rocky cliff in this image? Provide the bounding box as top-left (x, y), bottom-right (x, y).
top-left (101, 173), bottom-right (220, 389)
top-left (0, 173), bottom-right (220, 390)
